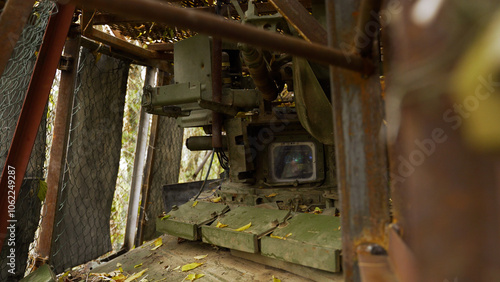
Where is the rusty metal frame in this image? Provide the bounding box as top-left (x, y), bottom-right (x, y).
top-left (35, 30), bottom-right (81, 266)
top-left (0, 0), bottom-right (37, 78)
top-left (327, 0), bottom-right (389, 281)
top-left (269, 0), bottom-right (327, 45)
top-left (0, 3), bottom-right (76, 253)
top-left (80, 9), bottom-right (171, 67)
top-left (66, 0), bottom-right (373, 74)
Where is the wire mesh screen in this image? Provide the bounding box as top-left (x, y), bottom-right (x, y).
top-left (0, 1), bottom-right (55, 280)
top-left (50, 47), bottom-right (130, 274)
top-left (141, 116), bottom-right (183, 242)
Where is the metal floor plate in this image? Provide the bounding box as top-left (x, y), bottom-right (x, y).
top-left (202, 206), bottom-right (290, 253)
top-left (156, 201), bottom-right (229, 240)
top-left (261, 213), bottom-right (342, 272)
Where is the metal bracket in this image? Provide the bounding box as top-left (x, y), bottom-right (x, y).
top-left (58, 55), bottom-right (74, 71)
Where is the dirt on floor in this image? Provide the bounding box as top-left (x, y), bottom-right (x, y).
top-left (62, 234), bottom-right (342, 282)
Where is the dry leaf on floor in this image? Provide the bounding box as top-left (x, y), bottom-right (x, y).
top-left (211, 197), bottom-right (222, 203)
top-left (265, 193), bottom-right (278, 198)
top-left (192, 201), bottom-right (198, 207)
top-left (234, 222), bottom-right (251, 232)
top-left (151, 237), bottom-right (163, 250)
top-left (181, 262), bottom-right (204, 272)
top-left (216, 222), bottom-right (228, 228)
top-left (193, 255), bottom-right (208, 260)
top-left (184, 274), bottom-right (205, 281)
top-left (124, 269), bottom-right (148, 282)
top-left (272, 275), bottom-right (281, 282)
top-left (160, 215), bottom-right (171, 220)
top-left (134, 263), bottom-right (143, 268)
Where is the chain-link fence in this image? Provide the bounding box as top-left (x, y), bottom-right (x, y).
top-left (49, 47), bottom-right (131, 274)
top-left (0, 2), bottom-right (187, 278)
top-left (0, 1), bottom-right (56, 280)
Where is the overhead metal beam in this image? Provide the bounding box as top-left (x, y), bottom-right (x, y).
top-left (67, 0), bottom-right (372, 73)
top-left (0, 0), bottom-right (37, 78)
top-left (269, 0), bottom-right (327, 45)
top-left (0, 3), bottom-right (76, 254)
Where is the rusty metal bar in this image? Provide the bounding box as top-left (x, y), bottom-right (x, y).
top-left (327, 0), bottom-right (390, 281)
top-left (67, 0), bottom-right (372, 73)
top-left (0, 0), bottom-right (37, 78)
top-left (354, 0), bottom-right (382, 56)
top-left (0, 3), bottom-right (76, 253)
top-left (269, 0), bottom-right (327, 45)
top-left (36, 30), bottom-right (81, 265)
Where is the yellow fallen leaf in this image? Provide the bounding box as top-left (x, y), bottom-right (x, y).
top-left (313, 207), bottom-right (323, 214)
top-left (211, 196), bottom-right (222, 203)
top-left (192, 201), bottom-right (198, 207)
top-left (117, 263), bottom-right (122, 267)
top-left (151, 244), bottom-right (162, 251)
top-left (182, 262), bottom-right (203, 272)
top-left (285, 232), bottom-right (292, 238)
top-left (124, 269), bottom-right (147, 282)
top-left (111, 273), bottom-right (127, 282)
top-left (134, 263), bottom-right (143, 268)
top-left (160, 214), bottom-right (171, 220)
top-left (152, 237), bottom-right (162, 247)
top-left (58, 271), bottom-right (70, 282)
top-left (272, 275), bottom-right (281, 282)
top-left (173, 266), bottom-right (181, 271)
top-left (270, 234), bottom-right (284, 240)
top-left (265, 193), bottom-right (278, 198)
top-left (234, 222), bottom-right (251, 232)
top-left (151, 237), bottom-right (163, 250)
top-left (184, 274), bottom-right (205, 281)
top-left (216, 222), bottom-right (228, 228)
top-left (193, 255), bottom-right (208, 260)
top-left (338, 226), bottom-right (341, 230)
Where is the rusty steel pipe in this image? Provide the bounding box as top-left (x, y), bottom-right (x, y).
top-left (240, 44), bottom-right (279, 101)
top-left (0, 3), bottom-right (76, 253)
top-left (0, 0), bottom-right (37, 78)
top-left (354, 0), bottom-right (382, 56)
top-left (66, 0), bottom-right (372, 74)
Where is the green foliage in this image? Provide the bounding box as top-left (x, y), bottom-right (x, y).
top-left (110, 65), bottom-right (145, 250)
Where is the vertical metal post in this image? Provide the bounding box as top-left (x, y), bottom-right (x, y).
top-left (327, 1), bottom-right (390, 281)
top-left (123, 67), bottom-right (155, 250)
top-left (36, 29), bottom-right (80, 264)
top-left (0, 0), bottom-right (37, 78)
top-left (0, 3), bottom-right (75, 253)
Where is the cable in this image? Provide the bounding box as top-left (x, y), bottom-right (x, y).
top-left (193, 148), bottom-right (215, 201)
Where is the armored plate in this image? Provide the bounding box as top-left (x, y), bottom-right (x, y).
top-left (261, 213), bottom-right (342, 272)
top-left (156, 201), bottom-right (229, 240)
top-left (201, 206), bottom-right (290, 253)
